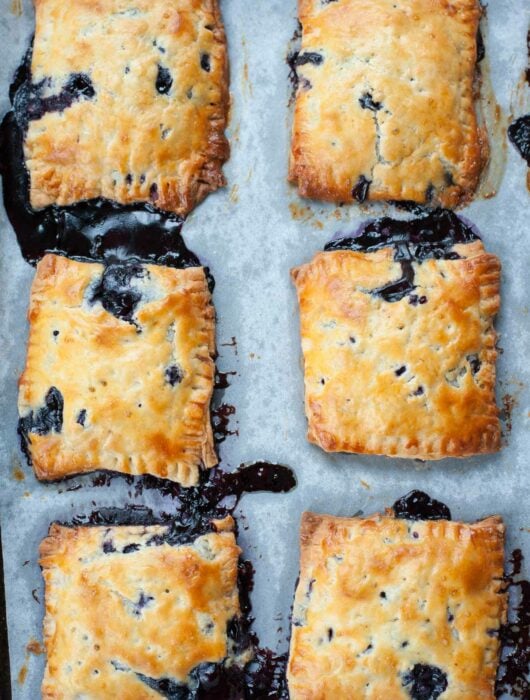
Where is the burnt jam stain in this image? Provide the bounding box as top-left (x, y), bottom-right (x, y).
top-left (0, 49), bottom-right (210, 282)
top-left (496, 549), bottom-right (530, 698)
top-left (392, 491), bottom-right (452, 521)
top-left (156, 65), bottom-right (173, 94)
top-left (359, 92), bottom-right (382, 112)
top-left (402, 664), bottom-right (448, 700)
top-left (200, 53), bottom-right (211, 72)
top-left (351, 175), bottom-right (371, 203)
top-left (214, 370), bottom-right (236, 390)
top-left (324, 209), bottom-right (479, 303)
top-left (165, 365), bottom-right (185, 386)
top-left (61, 462), bottom-right (296, 699)
top-left (476, 27), bottom-right (485, 63)
top-left (88, 262), bottom-right (146, 324)
top-left (508, 115), bottom-right (530, 166)
top-left (18, 387), bottom-right (64, 463)
top-left (212, 403), bottom-right (238, 444)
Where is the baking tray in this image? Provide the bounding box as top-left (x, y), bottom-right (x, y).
top-left (0, 0), bottom-right (529, 697)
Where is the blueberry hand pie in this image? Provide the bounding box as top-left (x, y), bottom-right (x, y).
top-left (291, 214), bottom-right (501, 459)
top-left (288, 508), bottom-right (506, 699)
top-left (25, 0), bottom-right (229, 215)
top-left (40, 516), bottom-right (251, 698)
top-left (18, 253), bottom-right (216, 485)
top-left (289, 0), bottom-right (486, 207)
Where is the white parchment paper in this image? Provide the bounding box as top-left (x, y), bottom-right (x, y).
top-left (0, 0), bottom-right (528, 697)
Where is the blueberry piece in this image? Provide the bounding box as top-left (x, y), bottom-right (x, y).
top-left (200, 53), bottom-right (211, 72)
top-left (295, 52), bottom-right (324, 66)
top-left (122, 543), bottom-right (140, 554)
top-left (412, 386), bottom-right (424, 396)
top-left (156, 65), bottom-right (173, 94)
top-left (466, 354), bottom-right (481, 375)
top-left (66, 73), bottom-right (95, 99)
top-left (189, 662), bottom-right (224, 690)
top-left (392, 491), bottom-right (451, 521)
top-left (102, 539), bottom-right (116, 553)
top-left (351, 175), bottom-right (371, 202)
top-left (395, 366), bottom-right (406, 376)
top-left (165, 365), bottom-right (184, 386)
top-left (76, 409), bottom-right (87, 426)
top-left (359, 92), bottom-right (382, 112)
top-left (402, 664), bottom-right (448, 700)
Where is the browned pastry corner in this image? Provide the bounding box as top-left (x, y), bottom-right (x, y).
top-left (291, 240), bottom-right (501, 459)
top-left (288, 510), bottom-right (507, 699)
top-left (25, 0), bottom-right (229, 215)
top-left (289, 0), bottom-right (486, 207)
top-left (39, 518), bottom-right (251, 698)
top-left (18, 253), bottom-right (217, 485)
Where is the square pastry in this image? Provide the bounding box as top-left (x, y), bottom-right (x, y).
top-left (291, 220), bottom-right (501, 460)
top-left (18, 253), bottom-right (216, 485)
top-left (40, 516), bottom-right (251, 698)
top-left (289, 0), bottom-right (485, 208)
top-left (288, 509), bottom-right (506, 699)
top-left (25, 0), bottom-right (229, 215)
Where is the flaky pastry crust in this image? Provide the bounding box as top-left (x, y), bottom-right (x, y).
top-left (18, 254), bottom-right (217, 485)
top-left (287, 510), bottom-right (506, 699)
top-left (291, 242), bottom-right (501, 459)
top-left (26, 0), bottom-right (229, 215)
top-left (289, 0), bottom-right (486, 207)
top-left (40, 518), bottom-right (245, 698)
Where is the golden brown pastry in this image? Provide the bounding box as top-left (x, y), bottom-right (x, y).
top-left (291, 228), bottom-right (501, 459)
top-left (40, 516), bottom-right (251, 698)
top-left (18, 253), bottom-right (216, 485)
top-left (289, 0), bottom-right (486, 208)
top-left (25, 0), bottom-right (229, 215)
top-left (288, 509), bottom-right (506, 700)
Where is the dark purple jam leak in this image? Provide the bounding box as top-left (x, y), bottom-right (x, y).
top-left (324, 209), bottom-right (478, 303)
top-left (508, 115), bottom-right (530, 166)
top-left (0, 48), bottom-right (207, 279)
top-left (392, 491), bottom-right (452, 521)
top-left (61, 462), bottom-right (296, 699)
top-left (496, 549), bottom-right (530, 698)
top-left (351, 175), bottom-right (371, 203)
top-left (212, 403), bottom-right (238, 444)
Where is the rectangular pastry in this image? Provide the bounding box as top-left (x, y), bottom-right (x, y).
top-left (18, 253), bottom-right (216, 485)
top-left (40, 515), bottom-right (250, 698)
top-left (288, 508), bottom-right (506, 699)
top-left (291, 216), bottom-right (501, 459)
top-left (289, 0), bottom-right (485, 208)
top-left (25, 0), bottom-right (229, 215)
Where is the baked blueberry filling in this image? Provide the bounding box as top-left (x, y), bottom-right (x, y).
top-left (508, 115), bottom-right (530, 166)
top-left (359, 92), bottom-right (382, 112)
top-left (392, 491), bottom-right (452, 521)
top-left (18, 387), bottom-right (64, 462)
top-left (156, 65), bottom-right (173, 94)
top-left (88, 262), bottom-right (147, 324)
top-left (402, 664), bottom-right (448, 700)
top-left (324, 209), bottom-right (479, 303)
top-left (165, 365), bottom-right (185, 386)
top-left (200, 53), bottom-right (211, 72)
